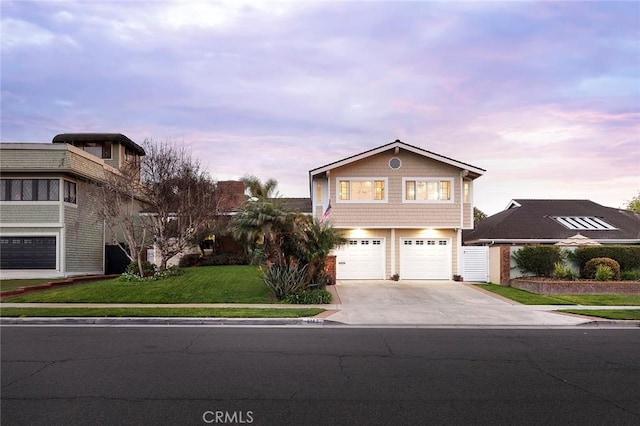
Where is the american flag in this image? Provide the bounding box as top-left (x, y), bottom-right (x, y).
top-left (319, 202), bottom-right (332, 223)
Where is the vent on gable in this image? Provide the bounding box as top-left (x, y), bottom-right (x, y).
top-left (552, 216), bottom-right (616, 231)
top-left (389, 157), bottom-right (402, 170)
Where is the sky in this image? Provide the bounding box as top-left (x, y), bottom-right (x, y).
top-left (1, 0), bottom-right (639, 215)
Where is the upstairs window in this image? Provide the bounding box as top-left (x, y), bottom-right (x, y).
top-left (404, 178), bottom-right (452, 202)
top-left (463, 181), bottom-right (470, 203)
top-left (64, 180), bottom-right (77, 204)
top-left (72, 141), bottom-right (111, 159)
top-left (125, 147), bottom-right (139, 165)
top-left (338, 179), bottom-right (386, 202)
top-left (0, 179), bottom-right (59, 201)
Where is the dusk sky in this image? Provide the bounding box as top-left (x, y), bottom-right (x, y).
top-left (2, 0), bottom-right (638, 215)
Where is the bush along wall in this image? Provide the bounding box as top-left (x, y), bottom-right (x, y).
top-left (571, 246), bottom-right (640, 273)
top-left (511, 245), bottom-right (564, 277)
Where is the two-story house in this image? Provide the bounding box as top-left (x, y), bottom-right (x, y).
top-left (309, 140), bottom-right (485, 280)
top-left (0, 133), bottom-right (145, 278)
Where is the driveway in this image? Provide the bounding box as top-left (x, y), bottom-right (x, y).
top-left (325, 281), bottom-right (589, 326)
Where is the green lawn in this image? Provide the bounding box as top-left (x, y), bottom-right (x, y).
top-left (559, 309), bottom-right (640, 321)
top-left (0, 307), bottom-right (324, 318)
top-left (3, 265), bottom-right (272, 304)
top-left (0, 278), bottom-right (67, 292)
top-left (477, 284), bottom-right (640, 306)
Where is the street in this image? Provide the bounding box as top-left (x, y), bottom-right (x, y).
top-left (2, 326), bottom-right (639, 425)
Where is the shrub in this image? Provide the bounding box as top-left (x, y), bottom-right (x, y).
top-left (621, 270), bottom-right (640, 281)
top-left (283, 289), bottom-right (332, 304)
top-left (179, 253), bottom-right (248, 267)
top-left (512, 246), bottom-right (563, 276)
top-left (553, 262), bottom-right (576, 280)
top-left (573, 246), bottom-right (640, 272)
top-left (263, 261), bottom-right (308, 300)
top-left (309, 272), bottom-right (334, 289)
top-left (126, 261), bottom-right (156, 277)
top-left (178, 254), bottom-right (201, 267)
top-left (583, 258), bottom-right (621, 280)
top-left (595, 265), bottom-right (613, 281)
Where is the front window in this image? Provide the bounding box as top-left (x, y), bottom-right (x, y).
top-left (316, 183), bottom-right (322, 203)
top-left (338, 179), bottom-right (386, 202)
top-left (464, 181), bottom-right (470, 203)
top-left (0, 179), bottom-right (59, 201)
top-left (404, 178), bottom-right (453, 202)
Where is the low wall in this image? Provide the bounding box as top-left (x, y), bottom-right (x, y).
top-left (511, 278), bottom-right (640, 295)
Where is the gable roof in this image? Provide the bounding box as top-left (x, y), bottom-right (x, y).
top-left (464, 199), bottom-right (640, 245)
top-left (309, 139), bottom-right (485, 179)
top-left (52, 133), bottom-right (146, 156)
top-left (272, 197), bottom-right (313, 214)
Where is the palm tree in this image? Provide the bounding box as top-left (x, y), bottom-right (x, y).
top-left (291, 218), bottom-right (347, 286)
top-left (231, 198), bottom-right (298, 265)
top-left (240, 175), bottom-right (279, 200)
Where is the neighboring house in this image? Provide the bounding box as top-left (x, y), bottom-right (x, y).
top-left (309, 139), bottom-right (485, 280)
top-left (463, 199), bottom-right (640, 284)
top-left (463, 199), bottom-right (640, 246)
top-left (0, 134), bottom-right (145, 279)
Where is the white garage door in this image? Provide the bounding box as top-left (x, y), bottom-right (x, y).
top-left (334, 238), bottom-right (385, 280)
top-left (400, 238), bottom-right (451, 280)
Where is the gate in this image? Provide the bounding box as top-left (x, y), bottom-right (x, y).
top-left (462, 246), bottom-right (489, 282)
top-left (105, 245), bottom-right (131, 275)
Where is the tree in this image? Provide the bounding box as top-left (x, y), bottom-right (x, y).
top-left (289, 218), bottom-right (347, 285)
top-left (474, 207), bottom-right (488, 225)
top-left (624, 191), bottom-right (640, 213)
top-left (240, 175), bottom-right (279, 200)
top-left (87, 162), bottom-right (150, 277)
top-left (140, 139), bottom-right (217, 270)
top-left (231, 197), bottom-right (299, 265)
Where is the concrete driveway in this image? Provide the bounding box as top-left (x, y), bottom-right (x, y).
top-left (325, 280), bottom-right (589, 326)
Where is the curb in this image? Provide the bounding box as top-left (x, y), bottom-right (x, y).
top-left (0, 317), bottom-right (326, 326)
top-left (579, 320), bottom-right (640, 327)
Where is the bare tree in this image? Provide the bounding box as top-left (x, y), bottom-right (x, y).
top-left (87, 162), bottom-right (150, 276)
top-left (140, 139), bottom-right (217, 270)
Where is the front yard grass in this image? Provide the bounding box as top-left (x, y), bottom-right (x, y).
top-left (0, 307), bottom-right (324, 318)
top-left (558, 309), bottom-right (640, 321)
top-left (3, 265), bottom-right (272, 304)
top-left (477, 284), bottom-right (640, 306)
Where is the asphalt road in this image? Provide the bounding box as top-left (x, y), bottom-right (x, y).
top-left (2, 326), bottom-right (639, 426)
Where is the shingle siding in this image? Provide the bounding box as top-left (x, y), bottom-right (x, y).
top-left (0, 205), bottom-right (60, 223)
top-left (64, 186), bottom-right (103, 273)
top-left (329, 150), bottom-right (464, 227)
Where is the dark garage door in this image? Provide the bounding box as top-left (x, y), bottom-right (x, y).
top-left (0, 237), bottom-right (57, 269)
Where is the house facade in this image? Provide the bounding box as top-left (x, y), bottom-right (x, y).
top-left (0, 134), bottom-right (145, 279)
top-left (309, 140), bottom-right (485, 280)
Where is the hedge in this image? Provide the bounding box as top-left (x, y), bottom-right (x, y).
top-left (572, 246), bottom-right (640, 271)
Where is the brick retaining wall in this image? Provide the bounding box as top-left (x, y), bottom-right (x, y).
top-left (511, 278), bottom-right (640, 295)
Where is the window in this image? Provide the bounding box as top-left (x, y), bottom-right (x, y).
top-left (404, 178), bottom-right (452, 202)
top-left (73, 141), bottom-right (111, 159)
top-left (64, 180), bottom-right (77, 204)
top-left (463, 181), bottom-right (470, 203)
top-left (125, 147), bottom-right (139, 165)
top-left (0, 179), bottom-right (59, 201)
top-left (316, 183), bottom-right (322, 203)
top-left (337, 179), bottom-right (386, 202)
top-left (553, 216), bottom-right (616, 230)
